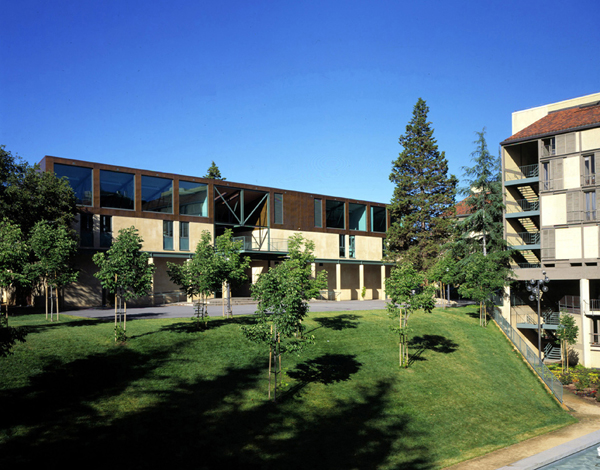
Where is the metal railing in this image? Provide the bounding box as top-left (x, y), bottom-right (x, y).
top-left (590, 299), bottom-right (600, 312)
top-left (490, 307), bottom-right (563, 403)
top-left (233, 236), bottom-right (289, 253)
top-left (559, 295), bottom-right (581, 314)
top-left (513, 262), bottom-right (542, 269)
top-left (507, 231), bottom-right (540, 246)
top-left (505, 199), bottom-right (539, 213)
top-left (504, 164), bottom-right (539, 182)
top-left (541, 178), bottom-right (563, 191)
top-left (583, 174), bottom-right (597, 186)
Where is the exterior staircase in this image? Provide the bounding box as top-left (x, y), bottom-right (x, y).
top-left (543, 343), bottom-right (562, 363)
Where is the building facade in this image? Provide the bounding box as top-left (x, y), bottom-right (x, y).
top-left (40, 156), bottom-right (391, 308)
top-left (501, 91), bottom-right (600, 367)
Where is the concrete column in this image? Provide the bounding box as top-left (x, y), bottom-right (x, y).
top-left (381, 265), bottom-right (386, 300)
top-left (580, 278), bottom-right (591, 367)
top-left (501, 285), bottom-right (511, 324)
top-left (359, 264), bottom-right (365, 301)
top-left (311, 262), bottom-right (316, 278)
top-left (336, 263), bottom-right (342, 302)
top-left (148, 257), bottom-right (155, 306)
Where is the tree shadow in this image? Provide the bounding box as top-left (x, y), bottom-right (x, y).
top-left (288, 353), bottom-right (362, 385)
top-left (408, 335), bottom-right (459, 365)
top-left (313, 314), bottom-right (362, 331)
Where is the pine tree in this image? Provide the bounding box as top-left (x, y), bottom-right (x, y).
top-left (387, 98), bottom-right (457, 271)
top-left (204, 161), bottom-right (225, 180)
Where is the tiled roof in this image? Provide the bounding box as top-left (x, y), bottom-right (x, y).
top-left (455, 197), bottom-right (472, 217)
top-left (502, 102), bottom-right (600, 144)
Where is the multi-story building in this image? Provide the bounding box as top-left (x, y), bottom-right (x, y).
top-left (40, 156), bottom-right (391, 309)
top-left (501, 91), bottom-right (600, 367)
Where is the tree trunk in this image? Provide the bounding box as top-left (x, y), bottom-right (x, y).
top-left (268, 324), bottom-right (273, 400)
top-left (45, 280), bottom-right (48, 320)
top-left (226, 282), bottom-right (232, 318)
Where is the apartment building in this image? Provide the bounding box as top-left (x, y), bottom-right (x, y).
top-left (501, 91), bottom-right (600, 367)
top-left (40, 156), bottom-right (391, 309)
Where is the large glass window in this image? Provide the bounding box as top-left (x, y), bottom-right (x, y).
top-left (326, 200), bottom-right (345, 229)
top-left (54, 163), bottom-right (93, 206)
top-left (179, 181), bottom-right (208, 217)
top-left (371, 206), bottom-right (387, 232)
top-left (100, 215), bottom-right (112, 248)
top-left (349, 203), bottom-right (366, 231)
top-left (179, 222), bottom-right (189, 251)
top-left (142, 175), bottom-right (173, 213)
top-left (100, 170), bottom-right (134, 210)
top-left (586, 191), bottom-right (596, 221)
top-left (314, 199), bottom-right (322, 228)
top-left (274, 193), bottom-right (283, 224)
top-left (80, 213), bottom-right (94, 247)
top-left (163, 221), bottom-right (173, 250)
top-left (584, 154), bottom-right (596, 186)
top-left (349, 235), bottom-right (356, 258)
top-left (339, 234), bottom-right (346, 257)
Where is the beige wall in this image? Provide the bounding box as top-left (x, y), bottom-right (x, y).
top-left (355, 235), bottom-right (383, 260)
top-left (584, 226), bottom-right (599, 259)
top-left (556, 227), bottom-right (582, 259)
top-left (541, 194), bottom-right (566, 226)
top-left (581, 128), bottom-right (600, 152)
top-left (563, 155), bottom-right (581, 189)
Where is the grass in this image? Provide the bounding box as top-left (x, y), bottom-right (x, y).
top-left (0, 306), bottom-right (575, 469)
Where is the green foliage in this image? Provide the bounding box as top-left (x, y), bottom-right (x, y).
top-left (556, 313), bottom-right (579, 373)
top-left (386, 263), bottom-right (435, 368)
top-left (387, 98), bottom-right (458, 272)
top-left (204, 161), bottom-right (225, 180)
top-left (114, 324), bottom-right (127, 343)
top-left (93, 227), bottom-right (156, 302)
top-left (0, 315), bottom-right (26, 357)
top-left (0, 218), bottom-right (29, 292)
top-left (214, 229), bottom-right (250, 317)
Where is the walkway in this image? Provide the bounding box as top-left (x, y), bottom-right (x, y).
top-left (445, 388), bottom-right (600, 469)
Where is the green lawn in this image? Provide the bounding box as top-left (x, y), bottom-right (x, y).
top-left (0, 306), bottom-right (575, 469)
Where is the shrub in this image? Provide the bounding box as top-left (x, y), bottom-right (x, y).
top-left (557, 372), bottom-right (572, 385)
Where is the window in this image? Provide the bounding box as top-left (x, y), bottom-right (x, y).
top-left (349, 235), bottom-right (356, 258)
top-left (339, 234), bottom-right (346, 257)
top-left (179, 222), bottom-right (189, 251)
top-left (541, 159), bottom-right (563, 191)
top-left (54, 164), bottom-right (93, 206)
top-left (371, 206), bottom-right (387, 232)
top-left (100, 170), bottom-right (134, 210)
top-left (163, 221), bottom-right (174, 250)
top-left (584, 154), bottom-right (596, 186)
top-left (326, 200), bottom-right (345, 229)
top-left (100, 215), bottom-right (112, 248)
top-left (80, 213), bottom-right (94, 247)
top-left (593, 319), bottom-right (600, 346)
top-left (142, 175), bottom-right (173, 213)
top-left (314, 199), bottom-right (322, 228)
top-left (349, 203), bottom-right (366, 231)
top-left (274, 193), bottom-right (283, 224)
top-left (586, 191), bottom-right (597, 221)
top-left (179, 181), bottom-right (208, 217)
top-left (542, 137), bottom-right (555, 157)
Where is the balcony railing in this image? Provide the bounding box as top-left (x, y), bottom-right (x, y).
top-left (513, 262), bottom-right (541, 269)
top-left (582, 173), bottom-right (597, 186)
top-left (541, 178), bottom-right (563, 191)
top-left (233, 236), bottom-right (289, 253)
top-left (507, 231), bottom-right (540, 246)
top-left (505, 199), bottom-right (539, 213)
top-left (504, 164), bottom-right (539, 182)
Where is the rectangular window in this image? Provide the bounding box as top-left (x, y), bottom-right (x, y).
top-left (542, 161), bottom-right (550, 190)
top-left (100, 170), bottom-right (134, 210)
top-left (371, 206), bottom-right (387, 232)
top-left (326, 200), bottom-right (345, 229)
top-left (314, 198), bottom-right (322, 228)
top-left (339, 234), bottom-right (346, 257)
top-left (274, 193), bottom-right (283, 224)
top-left (593, 319), bottom-right (600, 346)
top-left (349, 235), bottom-right (356, 258)
top-left (100, 215), bottom-right (112, 248)
top-left (586, 191), bottom-right (597, 221)
top-left (54, 163), bottom-right (93, 206)
top-left (163, 221), bottom-right (174, 250)
top-left (542, 137), bottom-right (555, 157)
top-left (80, 213), bottom-right (94, 248)
top-left (142, 175), bottom-right (173, 213)
top-left (179, 222), bottom-right (189, 251)
top-left (179, 181), bottom-right (208, 217)
top-left (349, 203), bottom-right (366, 231)
top-left (584, 154), bottom-right (596, 186)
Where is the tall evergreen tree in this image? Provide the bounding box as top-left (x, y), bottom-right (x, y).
top-left (387, 98), bottom-right (457, 271)
top-left (204, 161), bottom-right (225, 180)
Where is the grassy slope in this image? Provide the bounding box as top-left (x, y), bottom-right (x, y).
top-left (0, 306), bottom-right (575, 469)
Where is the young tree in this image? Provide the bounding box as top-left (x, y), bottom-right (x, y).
top-left (386, 263), bottom-right (435, 368)
top-left (214, 229), bottom-right (250, 318)
top-left (167, 231), bottom-right (220, 328)
top-left (29, 220), bottom-right (79, 321)
top-left (93, 227), bottom-right (155, 341)
top-left (387, 98), bottom-right (458, 272)
top-left (556, 314), bottom-right (578, 373)
top-left (242, 234), bottom-right (327, 400)
top-left (204, 161), bottom-right (225, 180)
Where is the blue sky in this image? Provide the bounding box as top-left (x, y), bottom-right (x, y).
top-left (2, 0), bottom-right (599, 203)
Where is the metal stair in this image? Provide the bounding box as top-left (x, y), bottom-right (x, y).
top-left (543, 343), bottom-right (562, 362)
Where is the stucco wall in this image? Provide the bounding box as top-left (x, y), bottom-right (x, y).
top-left (541, 194), bottom-right (566, 226)
top-left (556, 227), bottom-right (582, 259)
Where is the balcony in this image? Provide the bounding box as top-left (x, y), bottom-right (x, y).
top-left (507, 231), bottom-right (540, 249)
top-left (505, 199), bottom-right (540, 218)
top-left (514, 311), bottom-right (560, 330)
top-left (504, 164), bottom-right (539, 186)
top-left (582, 173), bottom-right (597, 187)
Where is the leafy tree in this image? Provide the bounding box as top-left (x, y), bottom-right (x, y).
top-left (242, 234), bottom-right (327, 400)
top-left (29, 220), bottom-right (79, 321)
top-left (453, 129), bottom-right (512, 326)
top-left (167, 231), bottom-right (220, 328)
top-left (204, 161), bottom-right (225, 180)
top-left (214, 229), bottom-right (250, 318)
top-left (386, 263), bottom-right (435, 368)
top-left (427, 251), bottom-right (459, 308)
top-left (556, 314), bottom-right (578, 373)
top-left (93, 227), bottom-right (155, 341)
top-left (387, 98), bottom-right (458, 272)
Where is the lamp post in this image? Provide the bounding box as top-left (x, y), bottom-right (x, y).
top-left (527, 271), bottom-right (550, 362)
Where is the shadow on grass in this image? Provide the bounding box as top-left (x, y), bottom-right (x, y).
top-left (0, 346), bottom-right (434, 469)
top-left (408, 335), bottom-right (459, 365)
top-left (313, 314), bottom-right (362, 331)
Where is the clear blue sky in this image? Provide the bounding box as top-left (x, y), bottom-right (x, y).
top-left (2, 0), bottom-right (599, 203)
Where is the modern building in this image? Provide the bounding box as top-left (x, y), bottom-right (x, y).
top-left (501, 91), bottom-right (600, 367)
top-left (40, 156), bottom-right (391, 309)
